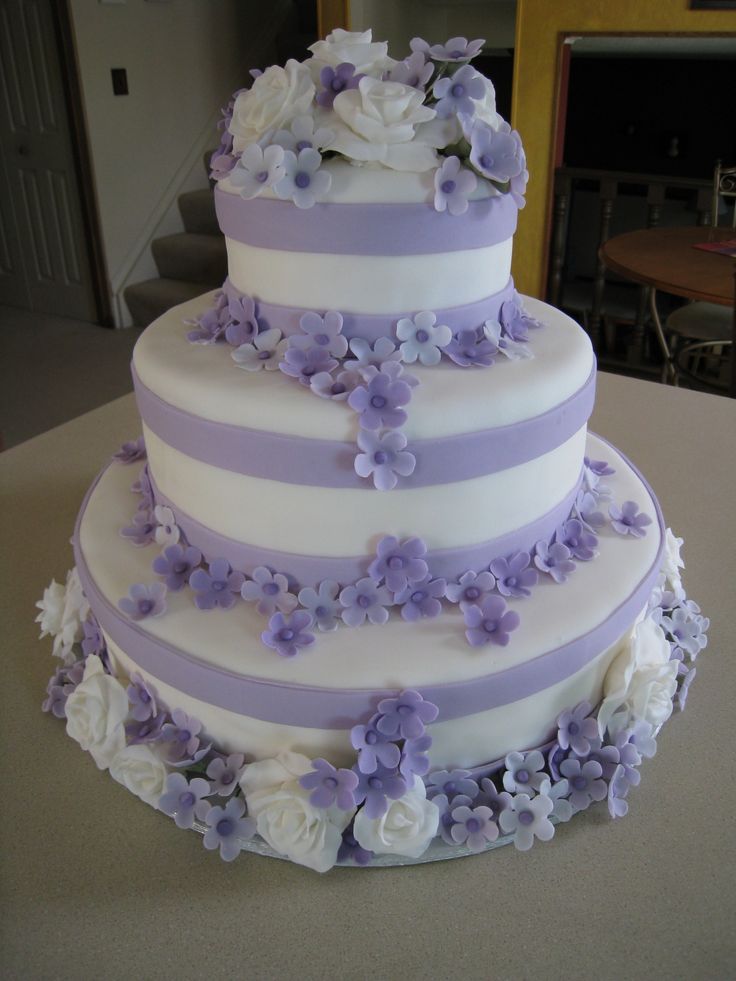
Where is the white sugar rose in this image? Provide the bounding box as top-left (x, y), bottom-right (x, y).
top-left (36, 578), bottom-right (66, 639)
top-left (307, 28), bottom-right (392, 81)
top-left (36, 567), bottom-right (90, 662)
top-left (331, 76), bottom-right (442, 172)
top-left (240, 752), bottom-right (353, 873)
top-left (353, 776), bottom-right (439, 859)
top-left (229, 61), bottom-right (315, 151)
top-left (598, 615), bottom-right (677, 738)
top-left (65, 655), bottom-right (128, 769)
top-left (109, 744), bottom-right (168, 808)
top-left (661, 528), bottom-right (685, 592)
top-left (473, 76), bottom-right (503, 131)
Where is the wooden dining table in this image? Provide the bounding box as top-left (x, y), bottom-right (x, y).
top-left (600, 226), bottom-right (736, 395)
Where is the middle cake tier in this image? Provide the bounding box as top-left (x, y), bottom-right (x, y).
top-left (132, 293), bottom-right (595, 587)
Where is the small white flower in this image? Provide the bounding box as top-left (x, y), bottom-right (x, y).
top-left (270, 114), bottom-right (334, 153)
top-left (499, 793), bottom-right (555, 851)
top-left (65, 655), bottom-right (128, 770)
top-left (153, 505), bottom-right (180, 546)
top-left (37, 568), bottom-right (90, 662)
top-left (274, 148), bottom-right (332, 209)
top-left (109, 744), bottom-right (168, 808)
top-left (396, 311), bottom-right (452, 365)
top-left (353, 777), bottom-right (439, 859)
top-left (661, 528), bottom-right (685, 592)
top-left (231, 329), bottom-right (288, 372)
top-left (229, 143), bottom-right (286, 200)
top-left (36, 579), bottom-right (66, 640)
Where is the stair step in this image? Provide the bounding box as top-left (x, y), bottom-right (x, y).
top-left (179, 188), bottom-right (219, 235)
top-left (124, 278), bottom-right (206, 328)
top-left (151, 232), bottom-right (227, 286)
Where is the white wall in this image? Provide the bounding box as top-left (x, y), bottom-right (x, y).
top-left (69, 0), bottom-right (292, 324)
top-left (350, 0), bottom-right (517, 57)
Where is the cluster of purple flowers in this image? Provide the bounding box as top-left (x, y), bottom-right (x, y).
top-left (655, 588), bottom-right (709, 712)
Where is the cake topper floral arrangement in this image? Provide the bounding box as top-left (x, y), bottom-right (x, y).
top-left (210, 28), bottom-right (528, 213)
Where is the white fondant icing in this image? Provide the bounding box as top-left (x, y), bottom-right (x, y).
top-left (142, 424), bottom-right (587, 554)
top-left (224, 237), bottom-right (514, 313)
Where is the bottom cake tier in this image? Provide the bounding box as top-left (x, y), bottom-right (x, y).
top-left (39, 433), bottom-right (708, 870)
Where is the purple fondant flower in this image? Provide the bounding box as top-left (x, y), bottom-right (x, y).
top-left (338, 828), bottom-right (373, 866)
top-left (555, 519), bottom-right (598, 561)
top-left (241, 567), bottom-right (297, 616)
top-left (540, 777), bottom-right (574, 823)
top-left (261, 610), bottom-right (315, 658)
top-left (463, 595), bottom-right (520, 648)
top-left (120, 511), bottom-right (157, 548)
top-left (351, 717), bottom-right (402, 773)
top-left (310, 369), bottom-right (361, 401)
top-left (500, 297), bottom-right (531, 342)
top-left (114, 437), bottom-right (146, 464)
top-left (317, 62), bottom-right (363, 109)
top-left (291, 310), bottom-right (348, 359)
top-left (274, 148), bottom-right (332, 209)
top-left (153, 505), bottom-right (180, 547)
top-left (206, 753), bottom-right (245, 797)
top-left (483, 318), bottom-right (532, 361)
top-left (131, 466), bottom-right (153, 510)
top-left (510, 155), bottom-right (529, 208)
top-left (339, 577), bottom-right (392, 627)
top-left (186, 292), bottom-right (228, 344)
top-left (118, 582), bottom-right (167, 621)
top-left (444, 328), bottom-right (497, 367)
top-left (125, 712), bottom-right (166, 746)
top-left (368, 536), bottom-right (428, 593)
top-left (424, 36), bottom-right (485, 62)
top-left (42, 661), bottom-right (85, 719)
top-left (355, 429), bottom-right (416, 491)
top-left (161, 708), bottom-right (204, 763)
top-left (231, 328), bottom-right (288, 371)
top-left (271, 114), bottom-right (334, 153)
top-left (427, 769), bottom-right (480, 802)
top-left (503, 750), bottom-right (547, 795)
top-left (433, 64), bottom-right (485, 117)
top-left (189, 559), bottom-right (244, 611)
top-left (159, 773), bottom-right (212, 829)
top-left (375, 689), bottom-right (439, 740)
top-left (126, 673), bottom-right (158, 722)
top-left (609, 501), bottom-right (652, 538)
top-left (433, 792), bottom-right (474, 845)
top-left (229, 143), bottom-right (285, 199)
top-left (585, 456), bottom-right (615, 477)
top-left (352, 764), bottom-right (407, 819)
top-left (490, 551), bottom-right (538, 598)
top-left (81, 616), bottom-right (105, 658)
top-left (534, 540), bottom-right (576, 584)
top-left (348, 370), bottom-right (412, 431)
top-left (433, 155), bottom-right (477, 215)
top-left (498, 793), bottom-right (555, 851)
top-left (394, 575), bottom-right (446, 621)
top-left (299, 759), bottom-right (359, 811)
top-left (556, 701), bottom-right (599, 757)
top-left (574, 490), bottom-right (606, 531)
top-left (224, 293), bottom-right (259, 347)
top-left (588, 744), bottom-right (619, 782)
top-left (476, 778), bottom-right (513, 821)
top-left (385, 51), bottom-right (433, 90)
top-left (607, 763), bottom-right (631, 819)
top-left (559, 758), bottom-right (607, 812)
top-left (297, 579), bottom-right (341, 632)
top-left (152, 544), bottom-right (202, 592)
top-left (209, 145), bottom-right (237, 181)
top-left (445, 570), bottom-right (496, 607)
top-left (450, 805), bottom-right (498, 852)
top-left (202, 797), bottom-right (255, 862)
top-left (399, 735), bottom-right (431, 780)
top-left (280, 344), bottom-right (338, 386)
top-left (396, 310), bottom-right (451, 366)
top-left (468, 121), bottom-right (525, 183)
top-left (345, 336), bottom-right (402, 370)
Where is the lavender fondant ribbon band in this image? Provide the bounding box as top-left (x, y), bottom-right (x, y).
top-left (72, 447), bottom-right (664, 730)
top-left (215, 186), bottom-right (518, 255)
top-left (133, 365), bottom-right (596, 489)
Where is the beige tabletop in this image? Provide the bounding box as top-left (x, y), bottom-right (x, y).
top-left (2, 374), bottom-right (735, 981)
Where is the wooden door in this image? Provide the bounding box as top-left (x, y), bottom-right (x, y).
top-left (0, 0), bottom-right (96, 319)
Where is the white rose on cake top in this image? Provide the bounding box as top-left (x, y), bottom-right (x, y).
top-left (305, 27), bottom-right (393, 82)
top-left (229, 60), bottom-right (315, 151)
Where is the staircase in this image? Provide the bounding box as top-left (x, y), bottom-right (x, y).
top-left (124, 179), bottom-right (226, 327)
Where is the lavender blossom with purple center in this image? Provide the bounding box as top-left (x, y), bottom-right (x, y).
top-left (202, 797), bottom-right (255, 862)
top-left (126, 672), bottom-right (158, 722)
top-left (503, 749), bottom-right (547, 795)
top-left (468, 121), bottom-right (525, 183)
top-left (433, 155), bottom-right (477, 216)
top-left (42, 661), bottom-right (85, 718)
top-left (433, 64), bottom-right (485, 118)
top-left (280, 344), bottom-right (338, 386)
top-left (310, 368), bottom-right (362, 401)
top-left (426, 768), bottom-right (480, 802)
top-left (396, 310), bottom-right (452, 365)
top-left (399, 734), bottom-right (432, 780)
top-left (345, 336), bottom-right (402, 371)
top-left (540, 777), bottom-right (574, 823)
top-left (118, 582), bottom-right (167, 621)
top-left (338, 828), bottom-right (373, 866)
top-left (375, 689), bottom-right (439, 740)
top-left (445, 569), bottom-right (496, 607)
top-left (500, 298), bottom-right (530, 342)
top-left (81, 616), bottom-right (105, 658)
top-left (274, 148), bottom-right (332, 210)
top-left (120, 511), bottom-right (157, 548)
top-left (354, 429), bottom-right (416, 491)
top-left (351, 717), bottom-right (402, 773)
top-left (556, 701), bottom-right (599, 757)
top-left (114, 436), bottom-right (146, 464)
top-left (229, 143), bottom-right (285, 200)
top-left (555, 519), bottom-right (598, 561)
top-left (206, 753), bottom-right (245, 796)
top-left (575, 490), bottom-right (606, 531)
top-left (559, 758), bottom-right (607, 812)
top-left (224, 292), bottom-right (259, 347)
top-left (609, 501), bottom-right (652, 538)
top-left (385, 51), bottom-right (433, 90)
top-left (339, 577), bottom-right (393, 627)
top-left (433, 792), bottom-right (474, 845)
top-left (209, 145), bottom-right (237, 181)
top-left (270, 114), bottom-right (335, 154)
top-left (607, 763), bottom-right (631, 819)
top-left (444, 327), bottom-right (497, 367)
top-left (394, 575), bottom-right (446, 621)
top-left (297, 579), bottom-right (341, 632)
top-left (317, 62), bottom-right (363, 109)
top-left (161, 708), bottom-right (204, 764)
top-left (661, 607), bottom-right (708, 658)
top-left (490, 551), bottom-right (538, 598)
top-left (483, 318), bottom-right (532, 361)
top-left (299, 758), bottom-right (359, 810)
top-left (185, 292), bottom-right (229, 344)
top-left (125, 712), bottom-right (166, 746)
top-left (534, 540), bottom-right (576, 583)
top-left (368, 535), bottom-right (428, 593)
top-left (290, 310), bottom-right (348, 359)
top-left (189, 559), bottom-right (244, 611)
top-left (261, 610), bottom-right (315, 658)
top-left (159, 773), bottom-right (212, 829)
top-left (241, 567), bottom-right (297, 616)
top-left (450, 805), bottom-right (499, 852)
top-left (476, 778), bottom-right (513, 822)
top-left (352, 764), bottom-right (407, 819)
top-left (421, 36), bottom-right (485, 62)
top-left (348, 370), bottom-right (412, 431)
top-left (588, 744), bottom-right (620, 782)
top-left (585, 456), bottom-right (615, 477)
top-left (231, 328), bottom-right (287, 372)
top-left (152, 543), bottom-right (202, 591)
top-left (499, 793), bottom-right (555, 851)
top-left (153, 504), bottom-right (180, 547)
top-left (463, 595), bottom-right (520, 648)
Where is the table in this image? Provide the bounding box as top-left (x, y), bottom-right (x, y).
top-left (600, 226), bottom-right (735, 393)
top-left (2, 379), bottom-right (736, 980)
